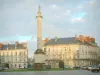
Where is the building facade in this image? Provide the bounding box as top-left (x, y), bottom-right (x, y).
top-left (0, 42), bottom-right (28, 69)
top-left (42, 35), bottom-right (100, 68)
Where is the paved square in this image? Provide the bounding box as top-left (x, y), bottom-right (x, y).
top-left (0, 70), bottom-right (100, 75)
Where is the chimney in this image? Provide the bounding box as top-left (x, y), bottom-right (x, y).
top-left (45, 38), bottom-right (49, 43)
top-left (7, 43), bottom-right (9, 46)
top-left (78, 35), bottom-right (84, 43)
top-left (0, 43), bottom-right (3, 49)
top-left (22, 43), bottom-right (27, 48)
top-left (55, 36), bottom-right (58, 42)
top-left (7, 43), bottom-right (9, 50)
top-left (74, 34), bottom-right (77, 40)
top-left (15, 42), bottom-right (19, 49)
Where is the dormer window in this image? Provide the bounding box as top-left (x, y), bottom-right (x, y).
top-left (55, 37), bottom-right (58, 42)
top-left (15, 46), bottom-right (16, 49)
top-left (15, 42), bottom-right (19, 48)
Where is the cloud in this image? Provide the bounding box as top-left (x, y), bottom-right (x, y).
top-left (72, 12), bottom-right (86, 18)
top-left (88, 0), bottom-right (96, 6)
top-left (0, 0), bottom-right (100, 56)
top-left (0, 36), bottom-right (32, 42)
top-left (70, 12), bottom-right (86, 23)
top-left (42, 24), bottom-right (76, 39)
top-left (77, 5), bottom-right (84, 9)
top-left (49, 4), bottom-right (61, 11)
top-left (68, 29), bottom-right (77, 33)
top-left (71, 18), bottom-right (85, 23)
top-left (64, 10), bottom-right (71, 16)
top-left (51, 4), bottom-right (57, 8)
top-left (30, 35), bottom-right (37, 42)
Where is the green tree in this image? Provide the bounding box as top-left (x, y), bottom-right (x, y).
top-left (59, 60), bottom-right (64, 70)
top-left (91, 39), bottom-right (96, 44)
top-left (5, 63), bottom-right (9, 68)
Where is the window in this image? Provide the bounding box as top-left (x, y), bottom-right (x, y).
top-left (7, 52), bottom-right (8, 56)
top-left (24, 59), bottom-right (26, 62)
top-left (44, 48), bottom-right (46, 52)
top-left (24, 51), bottom-right (25, 55)
top-left (16, 58), bottom-right (17, 62)
top-left (65, 47), bottom-right (66, 51)
top-left (19, 52), bottom-right (21, 56)
top-left (11, 52), bottom-right (13, 56)
top-left (69, 47), bottom-right (71, 51)
top-left (16, 52), bottom-right (17, 56)
top-left (19, 64), bottom-right (21, 67)
top-left (15, 64), bottom-right (16, 67)
top-left (3, 52), bottom-right (4, 56)
top-left (48, 48), bottom-right (50, 52)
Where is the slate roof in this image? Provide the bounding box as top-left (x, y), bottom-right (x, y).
top-left (44, 37), bottom-right (97, 46)
top-left (45, 37), bottom-right (76, 45)
top-left (0, 44), bottom-right (26, 50)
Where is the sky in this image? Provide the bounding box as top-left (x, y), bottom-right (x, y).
top-left (0, 0), bottom-right (100, 57)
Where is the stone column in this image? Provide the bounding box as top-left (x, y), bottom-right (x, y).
top-left (36, 5), bottom-right (43, 49)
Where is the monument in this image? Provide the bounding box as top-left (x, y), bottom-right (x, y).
top-left (34, 5), bottom-right (46, 70)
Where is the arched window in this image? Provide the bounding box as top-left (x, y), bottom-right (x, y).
top-left (19, 64), bottom-right (21, 67)
top-left (11, 64), bottom-right (13, 67)
top-left (14, 64), bottom-right (16, 68)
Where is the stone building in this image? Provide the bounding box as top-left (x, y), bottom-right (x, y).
top-left (0, 42), bottom-right (28, 69)
top-left (42, 35), bottom-right (100, 68)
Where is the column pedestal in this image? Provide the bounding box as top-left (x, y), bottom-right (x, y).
top-left (34, 49), bottom-right (46, 70)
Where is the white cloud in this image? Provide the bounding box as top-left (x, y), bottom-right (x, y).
top-left (50, 4), bottom-right (60, 10)
top-left (88, 0), bottom-right (96, 6)
top-left (51, 4), bottom-right (57, 8)
top-left (19, 40), bottom-right (27, 43)
top-left (77, 5), bottom-right (84, 9)
top-left (76, 0), bottom-right (96, 10)
top-left (64, 10), bottom-right (71, 16)
top-left (71, 17), bottom-right (85, 23)
top-left (42, 24), bottom-right (76, 39)
top-left (1, 0), bottom-right (100, 55)
top-left (68, 29), bottom-right (77, 33)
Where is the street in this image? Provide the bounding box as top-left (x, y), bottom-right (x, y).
top-left (0, 70), bottom-right (100, 75)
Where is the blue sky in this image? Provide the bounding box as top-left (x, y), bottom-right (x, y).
top-left (0, 0), bottom-right (100, 57)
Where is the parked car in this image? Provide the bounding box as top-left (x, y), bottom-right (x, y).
top-left (69, 66), bottom-right (73, 69)
top-left (0, 67), bottom-right (5, 71)
top-left (87, 66), bottom-right (92, 71)
top-left (91, 66), bottom-right (99, 72)
top-left (4, 67), bottom-right (8, 70)
top-left (64, 66), bottom-right (70, 68)
top-left (20, 66), bottom-right (24, 69)
top-left (0, 68), bottom-right (1, 70)
top-left (81, 66), bottom-right (88, 70)
top-left (98, 65), bottom-right (100, 70)
top-left (73, 66), bottom-right (81, 69)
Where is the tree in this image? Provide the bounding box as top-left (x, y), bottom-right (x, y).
top-left (59, 60), bottom-right (64, 70)
top-left (5, 63), bottom-right (9, 68)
